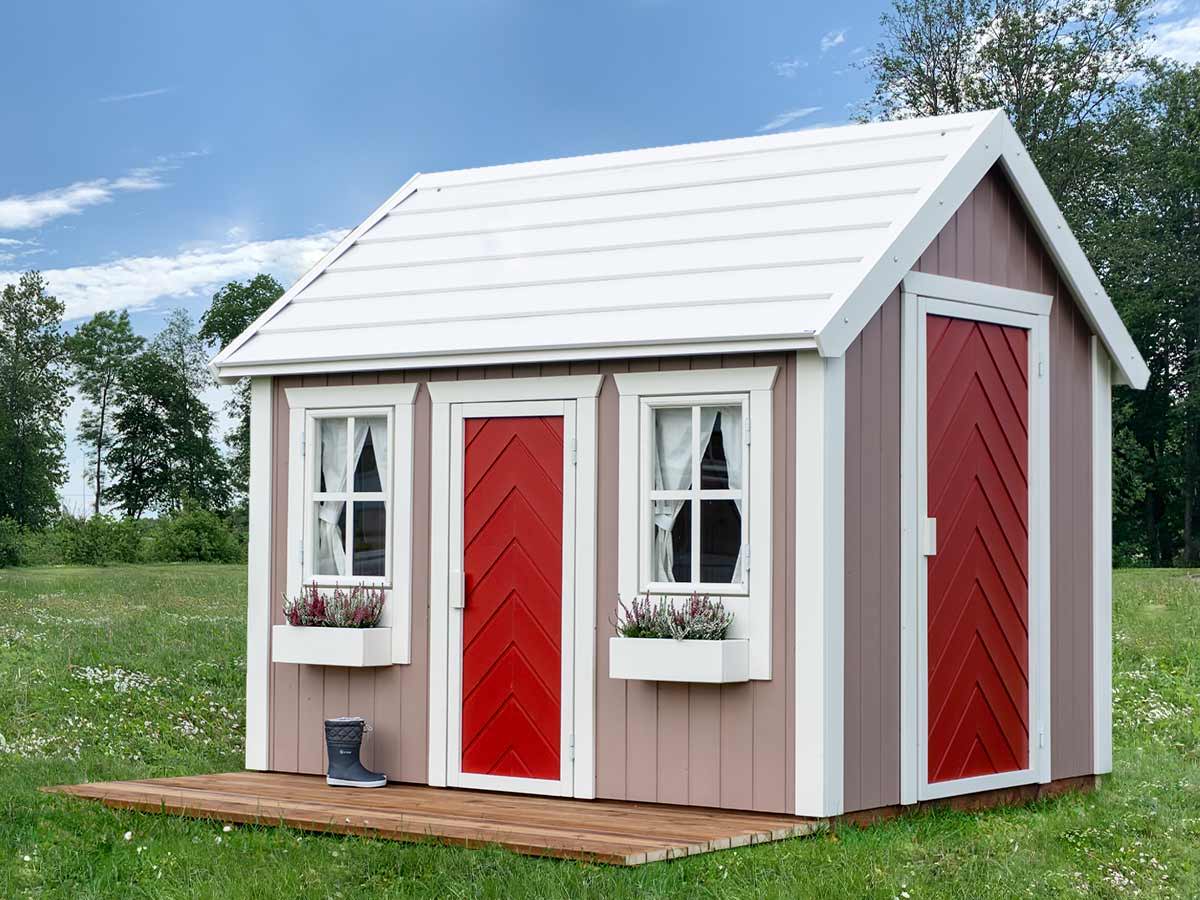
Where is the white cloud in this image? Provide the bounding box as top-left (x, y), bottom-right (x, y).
top-left (771, 57), bottom-right (807, 78)
top-left (99, 87), bottom-right (173, 104)
top-left (1154, 14), bottom-right (1200, 62)
top-left (0, 229), bottom-right (346, 322)
top-left (0, 169), bottom-right (168, 231)
top-left (820, 29), bottom-right (847, 53)
top-left (757, 106), bottom-right (823, 133)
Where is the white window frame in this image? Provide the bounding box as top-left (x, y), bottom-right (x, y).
top-left (284, 383), bottom-right (418, 665)
top-left (303, 407), bottom-right (394, 588)
top-left (615, 366), bottom-right (777, 681)
top-left (640, 394), bottom-right (750, 596)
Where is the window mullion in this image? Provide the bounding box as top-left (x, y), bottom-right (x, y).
top-left (345, 417), bottom-right (355, 577)
top-left (691, 405), bottom-right (701, 587)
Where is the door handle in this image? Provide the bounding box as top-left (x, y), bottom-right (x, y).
top-left (922, 517), bottom-right (938, 556)
top-left (450, 568), bottom-right (464, 609)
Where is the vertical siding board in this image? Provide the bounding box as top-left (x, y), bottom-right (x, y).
top-left (860, 312), bottom-right (885, 807)
top-left (595, 362), bottom-right (628, 799)
top-left (784, 352), bottom-right (797, 815)
top-left (688, 687), bottom-right (722, 807)
top-left (656, 690), bottom-right (691, 803)
top-left (270, 377), bottom-right (299, 772)
top-left (752, 352), bottom-right (789, 813)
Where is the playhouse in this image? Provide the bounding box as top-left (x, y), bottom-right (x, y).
top-left (211, 110), bottom-right (1148, 819)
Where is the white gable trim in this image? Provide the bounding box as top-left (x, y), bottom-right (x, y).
top-left (819, 112), bottom-right (1147, 389)
top-left (210, 173), bottom-right (422, 379)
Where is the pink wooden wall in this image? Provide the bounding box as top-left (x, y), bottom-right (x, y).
top-left (266, 354), bottom-right (797, 814)
top-left (841, 164), bottom-right (1097, 813)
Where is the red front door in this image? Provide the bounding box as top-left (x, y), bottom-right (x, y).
top-left (926, 315), bottom-right (1030, 784)
top-left (460, 416), bottom-right (563, 781)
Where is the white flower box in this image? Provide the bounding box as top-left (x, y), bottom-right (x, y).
top-left (271, 625), bottom-right (393, 667)
top-left (608, 637), bottom-right (749, 684)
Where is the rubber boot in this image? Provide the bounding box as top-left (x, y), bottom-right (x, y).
top-left (324, 716), bottom-right (386, 788)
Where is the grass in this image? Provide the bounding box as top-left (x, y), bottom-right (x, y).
top-left (0, 566), bottom-right (1198, 898)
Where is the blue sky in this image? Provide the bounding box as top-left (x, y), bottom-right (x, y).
top-left (2, 1), bottom-right (1197, 510)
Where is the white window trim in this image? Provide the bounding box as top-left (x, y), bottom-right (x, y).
top-left (426, 374), bottom-right (599, 799)
top-left (284, 383), bottom-right (418, 665)
top-left (615, 366), bottom-right (776, 681)
top-left (898, 276), bottom-right (1052, 804)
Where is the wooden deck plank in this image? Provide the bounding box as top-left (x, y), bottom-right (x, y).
top-left (44, 772), bottom-right (815, 866)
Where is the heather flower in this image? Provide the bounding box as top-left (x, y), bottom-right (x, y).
top-left (282, 582), bottom-right (385, 628)
top-left (612, 592), bottom-right (733, 640)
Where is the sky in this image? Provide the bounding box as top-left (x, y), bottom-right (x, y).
top-left (2, 1), bottom-right (1198, 512)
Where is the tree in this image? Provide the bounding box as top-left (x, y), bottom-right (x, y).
top-left (0, 272), bottom-right (69, 528)
top-left (65, 311), bottom-right (144, 516)
top-left (199, 275), bottom-right (285, 500)
top-left (862, 0), bottom-right (1152, 208)
top-left (151, 309), bottom-right (231, 512)
top-left (106, 351), bottom-right (177, 519)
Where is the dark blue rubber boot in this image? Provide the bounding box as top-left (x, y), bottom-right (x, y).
top-left (324, 717), bottom-right (386, 788)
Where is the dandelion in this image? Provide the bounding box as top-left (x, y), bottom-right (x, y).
top-left (124, 831), bottom-right (133, 841)
top-left (22, 855), bottom-right (31, 862)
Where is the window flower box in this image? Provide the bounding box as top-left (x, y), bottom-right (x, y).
top-left (272, 624), bottom-right (393, 667)
top-left (608, 637), bottom-right (749, 683)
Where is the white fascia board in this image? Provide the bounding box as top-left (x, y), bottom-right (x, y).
top-left (815, 111), bottom-right (1008, 359)
top-left (210, 173), bottom-right (423, 377)
top-left (993, 125), bottom-right (1148, 389)
top-left (212, 337), bottom-right (818, 383)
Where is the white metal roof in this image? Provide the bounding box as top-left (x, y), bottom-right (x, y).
top-left (213, 110), bottom-right (1148, 388)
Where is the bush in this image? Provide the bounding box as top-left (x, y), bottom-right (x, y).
top-left (58, 515), bottom-right (149, 565)
top-left (149, 505), bottom-right (243, 563)
top-left (0, 518), bottom-right (23, 568)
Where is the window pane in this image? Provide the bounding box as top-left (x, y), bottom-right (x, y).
top-left (652, 498), bottom-right (692, 582)
top-left (352, 501), bottom-right (387, 577)
top-left (701, 407), bottom-right (742, 490)
top-left (313, 500), bottom-right (346, 576)
top-left (700, 499), bottom-right (742, 583)
top-left (653, 407), bottom-right (692, 491)
top-left (318, 418), bottom-right (348, 493)
top-left (353, 417), bottom-right (387, 492)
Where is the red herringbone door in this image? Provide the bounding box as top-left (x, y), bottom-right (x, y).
top-left (460, 416), bottom-right (563, 780)
top-left (926, 314), bottom-right (1030, 784)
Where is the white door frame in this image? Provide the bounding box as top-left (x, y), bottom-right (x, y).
top-left (899, 272), bottom-right (1052, 803)
top-left (427, 375), bottom-right (601, 799)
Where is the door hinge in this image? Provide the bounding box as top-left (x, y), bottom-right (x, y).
top-left (1038, 728), bottom-right (1046, 749)
top-left (921, 517), bottom-right (938, 556)
top-left (743, 545), bottom-right (750, 574)
top-left (1038, 356), bottom-right (1045, 379)
top-left (568, 733), bottom-right (575, 762)
top-left (745, 417), bottom-right (751, 446)
top-left (298, 538), bottom-right (304, 566)
top-left (569, 438), bottom-right (577, 466)
top-left (300, 429), bottom-right (306, 457)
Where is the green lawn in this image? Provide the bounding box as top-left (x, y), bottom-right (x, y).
top-left (1, 566), bottom-right (1198, 898)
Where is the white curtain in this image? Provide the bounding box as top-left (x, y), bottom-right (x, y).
top-left (353, 418), bottom-right (388, 492)
top-left (316, 421), bottom-right (347, 576)
top-left (716, 406), bottom-right (744, 581)
top-left (652, 408), bottom-right (719, 582)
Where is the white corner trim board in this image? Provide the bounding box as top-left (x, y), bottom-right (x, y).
top-left (1092, 337), bottom-right (1114, 774)
top-left (283, 381), bottom-right (418, 665)
top-left (245, 377), bottom-right (273, 771)
top-left (614, 365), bottom-right (776, 681)
top-left (793, 351), bottom-right (845, 817)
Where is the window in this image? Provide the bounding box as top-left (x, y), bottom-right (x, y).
top-left (284, 383), bottom-right (418, 664)
top-left (615, 366), bottom-right (776, 680)
top-left (309, 413), bottom-right (391, 581)
top-left (647, 401), bottom-right (747, 591)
